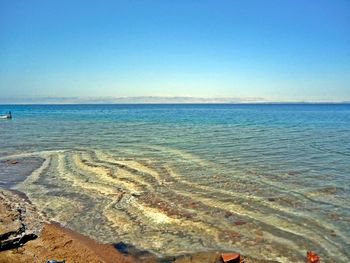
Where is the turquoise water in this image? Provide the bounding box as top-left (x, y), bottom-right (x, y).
top-left (0, 104), bottom-right (349, 262)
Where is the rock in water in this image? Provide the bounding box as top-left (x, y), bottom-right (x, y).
top-left (0, 189), bottom-right (46, 250)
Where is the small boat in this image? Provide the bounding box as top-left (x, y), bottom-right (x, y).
top-left (0, 111), bottom-right (12, 119)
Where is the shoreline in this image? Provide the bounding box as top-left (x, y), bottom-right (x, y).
top-left (1, 188), bottom-right (148, 263)
top-left (0, 188), bottom-right (280, 263)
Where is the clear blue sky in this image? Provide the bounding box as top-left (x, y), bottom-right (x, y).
top-left (0, 0), bottom-right (349, 101)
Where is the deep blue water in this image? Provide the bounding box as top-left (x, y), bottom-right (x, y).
top-left (0, 104), bottom-right (349, 261)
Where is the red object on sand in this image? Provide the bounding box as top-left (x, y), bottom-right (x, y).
top-left (307, 251), bottom-right (320, 263)
top-left (221, 252), bottom-right (241, 263)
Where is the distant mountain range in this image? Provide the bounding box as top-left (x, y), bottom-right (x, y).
top-left (0, 96), bottom-right (348, 104)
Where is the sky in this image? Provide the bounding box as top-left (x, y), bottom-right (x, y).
top-left (0, 0), bottom-right (349, 102)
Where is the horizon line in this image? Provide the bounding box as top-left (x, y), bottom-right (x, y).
top-left (0, 96), bottom-right (349, 105)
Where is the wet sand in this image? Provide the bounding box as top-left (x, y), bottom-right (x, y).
top-left (0, 222), bottom-right (277, 263)
top-left (0, 223), bottom-right (139, 263)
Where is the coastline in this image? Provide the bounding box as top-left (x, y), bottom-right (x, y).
top-left (0, 222), bottom-right (138, 263)
top-left (0, 188), bottom-right (280, 263)
top-left (0, 188), bottom-right (153, 263)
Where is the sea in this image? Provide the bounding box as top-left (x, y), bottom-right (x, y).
top-left (0, 104), bottom-right (349, 262)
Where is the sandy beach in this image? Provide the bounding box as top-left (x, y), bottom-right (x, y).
top-left (0, 188), bottom-right (140, 263)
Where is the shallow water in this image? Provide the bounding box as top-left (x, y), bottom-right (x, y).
top-left (0, 104), bottom-right (349, 262)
